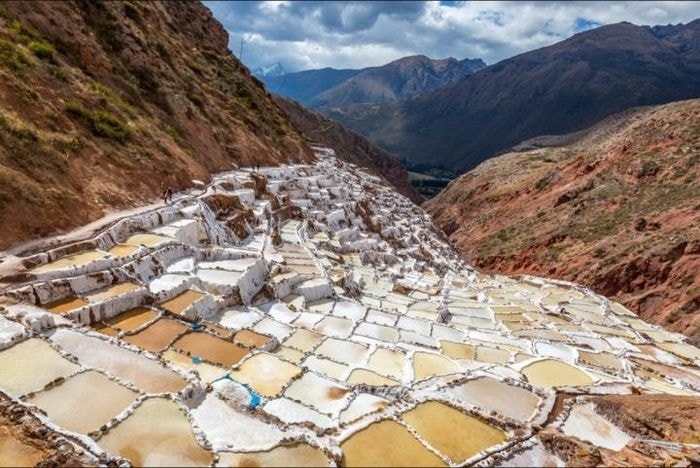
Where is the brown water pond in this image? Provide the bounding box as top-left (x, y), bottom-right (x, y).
top-left (105, 308), bottom-right (157, 332)
top-left (172, 332), bottom-right (248, 367)
top-left (123, 318), bottom-right (188, 352)
top-left (341, 420), bottom-right (445, 467)
top-left (43, 296), bottom-right (88, 315)
top-left (160, 289), bottom-right (205, 315)
top-left (402, 401), bottom-right (507, 463)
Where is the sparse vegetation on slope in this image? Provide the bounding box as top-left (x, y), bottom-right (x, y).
top-left (0, 1), bottom-right (312, 249)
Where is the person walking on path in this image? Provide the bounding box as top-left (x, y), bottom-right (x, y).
top-left (163, 185), bottom-right (173, 204)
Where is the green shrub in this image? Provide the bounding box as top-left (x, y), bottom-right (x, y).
top-left (90, 81), bottom-right (138, 117)
top-left (28, 39), bottom-right (55, 62)
top-left (64, 101), bottom-right (130, 143)
top-left (0, 38), bottom-right (30, 73)
top-left (90, 110), bottom-right (130, 142)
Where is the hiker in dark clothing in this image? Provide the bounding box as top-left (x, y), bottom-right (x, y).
top-left (163, 186), bottom-right (173, 204)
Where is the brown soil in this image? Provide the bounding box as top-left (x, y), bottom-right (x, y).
top-left (426, 99), bottom-right (700, 341)
top-left (592, 394), bottom-right (700, 444)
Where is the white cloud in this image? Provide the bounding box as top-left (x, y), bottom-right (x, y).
top-left (204, 1), bottom-right (700, 71)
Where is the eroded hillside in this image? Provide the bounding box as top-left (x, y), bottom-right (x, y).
top-left (426, 99), bottom-right (700, 342)
top-left (0, 0), bottom-right (312, 250)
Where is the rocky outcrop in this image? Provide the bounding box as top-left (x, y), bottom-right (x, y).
top-left (426, 99), bottom-right (700, 341)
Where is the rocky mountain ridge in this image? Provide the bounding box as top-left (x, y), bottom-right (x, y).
top-left (327, 20), bottom-right (700, 173)
top-left (261, 55), bottom-right (486, 108)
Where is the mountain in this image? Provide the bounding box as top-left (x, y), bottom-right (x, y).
top-left (0, 1), bottom-right (312, 250)
top-left (309, 55), bottom-right (486, 108)
top-left (326, 21), bottom-right (700, 173)
top-left (274, 96), bottom-right (421, 203)
top-left (261, 55), bottom-right (485, 107)
top-left (252, 62), bottom-right (286, 78)
top-left (260, 68), bottom-right (363, 105)
top-left (425, 98), bottom-right (700, 342)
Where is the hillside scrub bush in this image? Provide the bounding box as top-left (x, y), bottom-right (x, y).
top-left (28, 39), bottom-right (56, 62)
top-left (64, 101), bottom-right (130, 143)
top-left (0, 38), bottom-right (30, 73)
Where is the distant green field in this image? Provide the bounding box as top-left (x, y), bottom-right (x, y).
top-left (408, 171), bottom-right (452, 198)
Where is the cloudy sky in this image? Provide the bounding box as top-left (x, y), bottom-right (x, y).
top-left (205, 1), bottom-right (700, 72)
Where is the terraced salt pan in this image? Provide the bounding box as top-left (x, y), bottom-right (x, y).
top-left (314, 315), bottom-right (354, 338)
top-left (445, 377), bottom-right (540, 422)
top-left (0, 338), bottom-right (78, 396)
top-left (160, 289), bottom-right (205, 315)
top-left (304, 355), bottom-right (348, 380)
top-left (273, 346), bottom-right (306, 364)
top-left (211, 307), bottom-right (261, 330)
top-left (148, 274), bottom-right (190, 295)
top-left (162, 349), bottom-right (227, 382)
top-left (196, 269), bottom-right (242, 285)
top-left (172, 332), bottom-right (248, 367)
top-left (521, 359), bottom-right (594, 388)
top-left (440, 341), bottom-right (475, 360)
top-left (284, 328), bottom-right (324, 352)
top-left (230, 353), bottom-right (301, 397)
top-left (367, 348), bottom-right (406, 380)
top-left (26, 370), bottom-right (138, 434)
top-left (123, 318), bottom-right (188, 352)
top-left (124, 233), bottom-right (170, 248)
top-left (48, 329), bottom-right (185, 393)
top-left (107, 244), bottom-right (139, 258)
top-left (253, 317), bottom-right (293, 341)
top-left (217, 444), bottom-right (332, 467)
top-left (339, 393), bottom-right (388, 424)
top-left (233, 329), bottom-right (273, 348)
top-left (355, 322), bottom-right (399, 342)
top-left (104, 307), bottom-right (157, 332)
top-left (85, 282), bottom-right (141, 303)
top-left (657, 342), bottom-right (700, 361)
top-left (43, 296), bottom-right (88, 314)
top-left (284, 372), bottom-right (350, 415)
top-left (31, 250), bottom-right (108, 273)
top-left (578, 350), bottom-right (623, 371)
top-left (263, 398), bottom-right (334, 429)
top-left (413, 352), bottom-right (458, 380)
top-left (346, 368), bottom-right (399, 386)
top-left (475, 346), bottom-right (512, 364)
top-left (341, 420), bottom-right (446, 467)
top-left (192, 394), bottom-right (285, 451)
top-left (562, 403), bottom-right (631, 451)
top-left (315, 338), bottom-right (369, 365)
top-left (402, 401), bottom-right (507, 463)
top-left (100, 398), bottom-right (213, 466)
